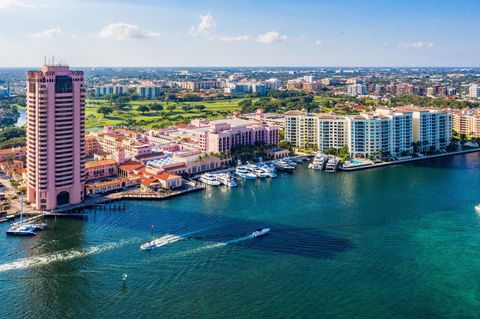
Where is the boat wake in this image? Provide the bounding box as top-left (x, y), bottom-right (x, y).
top-left (0, 238), bottom-right (141, 273)
top-left (142, 227), bottom-right (212, 250)
top-left (184, 231), bottom-right (267, 255)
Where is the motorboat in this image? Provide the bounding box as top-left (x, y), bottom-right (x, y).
top-left (235, 167), bottom-right (257, 179)
top-left (251, 228), bottom-right (270, 238)
top-left (199, 173), bottom-right (221, 186)
top-left (308, 153), bottom-right (327, 170)
top-left (6, 224), bottom-right (37, 236)
top-left (216, 173), bottom-right (237, 187)
top-left (325, 156), bottom-right (339, 173)
top-left (272, 160), bottom-right (295, 172)
top-left (141, 234), bottom-right (183, 251)
top-left (475, 204), bottom-right (480, 213)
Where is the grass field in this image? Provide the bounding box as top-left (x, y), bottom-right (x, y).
top-left (85, 98), bottom-right (246, 129)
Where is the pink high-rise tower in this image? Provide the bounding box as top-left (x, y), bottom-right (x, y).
top-left (26, 65), bottom-right (85, 210)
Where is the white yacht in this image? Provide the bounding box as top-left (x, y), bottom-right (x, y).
top-left (216, 173), bottom-right (237, 187)
top-left (235, 167), bottom-right (257, 179)
top-left (199, 173), bottom-right (221, 186)
top-left (325, 156), bottom-right (339, 173)
top-left (6, 224), bottom-right (37, 236)
top-left (251, 228), bottom-right (270, 238)
top-left (308, 153), bottom-right (327, 170)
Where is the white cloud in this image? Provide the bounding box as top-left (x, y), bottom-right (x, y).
top-left (397, 41), bottom-right (435, 49)
top-left (99, 23), bottom-right (159, 40)
top-left (190, 13), bottom-right (217, 37)
top-left (0, 0), bottom-right (46, 9)
top-left (315, 40), bottom-right (323, 46)
top-left (27, 28), bottom-right (62, 38)
top-left (256, 31), bottom-right (288, 43)
top-left (214, 34), bottom-right (250, 42)
top-left (384, 41), bottom-right (389, 46)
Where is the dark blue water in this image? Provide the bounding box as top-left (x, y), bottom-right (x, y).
top-left (1, 153), bottom-right (480, 318)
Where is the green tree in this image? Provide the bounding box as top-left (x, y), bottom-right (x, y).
top-left (97, 106), bottom-right (113, 118)
top-left (150, 103), bottom-right (164, 113)
top-left (137, 105), bottom-right (150, 115)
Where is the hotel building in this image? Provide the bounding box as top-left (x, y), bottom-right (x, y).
top-left (26, 65), bottom-right (85, 210)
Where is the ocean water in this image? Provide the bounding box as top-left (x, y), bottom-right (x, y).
top-left (1, 153), bottom-right (480, 318)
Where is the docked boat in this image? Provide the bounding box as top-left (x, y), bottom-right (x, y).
top-left (308, 153), bottom-right (327, 170)
top-left (235, 167), bottom-right (257, 179)
top-left (29, 222), bottom-right (47, 231)
top-left (216, 173), bottom-right (237, 187)
top-left (251, 228), bottom-right (271, 238)
top-left (259, 166), bottom-right (277, 178)
top-left (199, 173), bottom-right (221, 186)
top-left (325, 156), bottom-right (339, 173)
top-left (272, 160), bottom-right (295, 172)
top-left (6, 224), bottom-right (37, 236)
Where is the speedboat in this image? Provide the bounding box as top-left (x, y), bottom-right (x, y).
top-left (475, 204), bottom-right (480, 213)
top-left (141, 234), bottom-right (182, 251)
top-left (251, 228), bottom-right (270, 238)
top-left (199, 173), bottom-right (221, 186)
top-left (6, 224), bottom-right (37, 236)
top-left (235, 167), bottom-right (257, 179)
top-left (216, 173), bottom-right (237, 187)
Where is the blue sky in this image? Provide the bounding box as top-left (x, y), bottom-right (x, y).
top-left (0, 0), bottom-right (478, 67)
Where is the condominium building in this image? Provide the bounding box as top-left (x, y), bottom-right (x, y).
top-left (347, 84), bottom-right (367, 96)
top-left (284, 111), bottom-right (318, 148)
top-left (95, 85), bottom-right (125, 97)
top-left (180, 81), bottom-right (224, 91)
top-left (469, 85), bottom-right (480, 99)
top-left (26, 65), bottom-right (85, 210)
top-left (397, 107), bottom-right (452, 152)
top-left (284, 107), bottom-right (450, 158)
top-left (346, 114), bottom-right (392, 158)
top-left (316, 114), bottom-right (347, 152)
top-left (136, 86), bottom-right (162, 99)
top-left (452, 108), bottom-right (480, 137)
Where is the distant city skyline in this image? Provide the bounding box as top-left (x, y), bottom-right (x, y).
top-left (0, 0), bottom-right (479, 67)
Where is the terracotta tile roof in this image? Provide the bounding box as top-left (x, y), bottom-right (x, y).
top-left (156, 172), bottom-right (181, 181)
top-left (85, 159), bottom-right (117, 169)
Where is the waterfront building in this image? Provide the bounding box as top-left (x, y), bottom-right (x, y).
top-left (316, 114), bottom-right (347, 152)
top-left (397, 107), bottom-right (452, 153)
top-left (284, 110), bottom-right (318, 148)
top-left (84, 177), bottom-right (140, 195)
top-left (346, 114), bottom-right (391, 158)
top-left (452, 108), bottom-right (480, 138)
top-left (26, 65), bottom-right (85, 210)
top-left (85, 159), bottom-right (118, 181)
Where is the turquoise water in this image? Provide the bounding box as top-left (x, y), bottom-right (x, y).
top-left (1, 153), bottom-right (480, 318)
top-left (350, 159), bottom-right (364, 165)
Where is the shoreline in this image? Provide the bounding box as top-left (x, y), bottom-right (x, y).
top-left (339, 148), bottom-right (480, 171)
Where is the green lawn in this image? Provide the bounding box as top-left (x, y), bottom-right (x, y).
top-left (85, 98), bottom-right (245, 129)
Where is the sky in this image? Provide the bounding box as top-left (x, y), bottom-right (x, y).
top-left (0, 0), bottom-right (479, 67)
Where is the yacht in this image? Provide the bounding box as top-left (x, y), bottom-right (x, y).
top-left (199, 173), bottom-right (221, 186)
top-left (235, 167), bottom-right (257, 179)
top-left (325, 156), bottom-right (339, 173)
top-left (29, 222), bottom-right (47, 231)
top-left (260, 166), bottom-right (277, 178)
top-left (251, 228), bottom-right (271, 238)
top-left (308, 153), bottom-right (327, 170)
top-left (272, 160), bottom-right (295, 172)
top-left (216, 173), bottom-right (237, 187)
top-left (6, 224), bottom-right (37, 236)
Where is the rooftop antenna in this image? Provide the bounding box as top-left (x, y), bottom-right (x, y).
top-left (52, 56), bottom-right (55, 66)
top-left (44, 56), bottom-right (46, 66)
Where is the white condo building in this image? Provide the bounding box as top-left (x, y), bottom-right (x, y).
top-left (469, 85), bottom-right (480, 99)
top-left (317, 114), bottom-right (347, 152)
top-left (284, 107), bottom-right (450, 159)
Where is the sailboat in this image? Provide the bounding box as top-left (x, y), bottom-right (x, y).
top-left (6, 194), bottom-right (37, 236)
